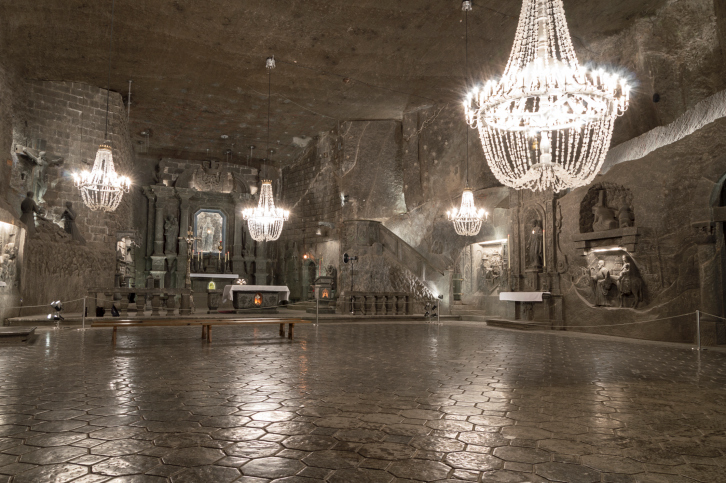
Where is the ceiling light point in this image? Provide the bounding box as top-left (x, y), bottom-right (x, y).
top-left (462, 1), bottom-right (472, 12)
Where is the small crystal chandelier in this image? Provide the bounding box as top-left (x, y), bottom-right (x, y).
top-left (243, 180), bottom-right (289, 242)
top-left (74, 0), bottom-right (131, 211)
top-left (448, 1), bottom-right (487, 237)
top-left (464, 0), bottom-right (630, 192)
top-left (73, 143), bottom-right (130, 212)
top-left (243, 56), bottom-right (290, 242)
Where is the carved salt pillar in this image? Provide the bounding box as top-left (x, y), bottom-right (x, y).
top-left (232, 193), bottom-right (246, 276)
top-left (176, 188), bottom-right (194, 289)
top-left (696, 226), bottom-right (722, 345)
top-left (143, 187), bottom-right (156, 272)
top-left (150, 185), bottom-right (174, 287)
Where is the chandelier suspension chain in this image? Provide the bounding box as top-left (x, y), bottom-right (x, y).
top-left (465, 6), bottom-right (469, 187)
top-left (104, 0), bottom-right (115, 140)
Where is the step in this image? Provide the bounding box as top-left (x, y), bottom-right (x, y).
top-left (485, 318), bottom-right (545, 331)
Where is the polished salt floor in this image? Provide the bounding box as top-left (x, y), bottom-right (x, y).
top-left (1, 322), bottom-right (725, 483)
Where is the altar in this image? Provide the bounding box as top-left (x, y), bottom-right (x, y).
top-left (190, 273), bottom-right (239, 293)
top-left (223, 285), bottom-right (290, 313)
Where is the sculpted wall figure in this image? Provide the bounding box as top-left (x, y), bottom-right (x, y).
top-left (590, 260), bottom-right (613, 306)
top-left (592, 190), bottom-right (618, 232)
top-left (527, 219), bottom-right (543, 269)
top-left (614, 254), bottom-right (643, 308)
top-left (61, 201), bottom-right (86, 244)
top-left (20, 191), bottom-right (40, 237)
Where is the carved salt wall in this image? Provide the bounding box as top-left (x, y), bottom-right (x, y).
top-left (556, 116), bottom-right (726, 343)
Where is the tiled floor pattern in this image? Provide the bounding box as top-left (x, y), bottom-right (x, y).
top-left (0, 322), bottom-right (725, 482)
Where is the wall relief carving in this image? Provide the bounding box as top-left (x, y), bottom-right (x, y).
top-left (582, 253), bottom-right (645, 308)
top-left (524, 210), bottom-right (543, 271)
top-left (191, 164), bottom-right (234, 193)
top-left (580, 183), bottom-right (634, 233)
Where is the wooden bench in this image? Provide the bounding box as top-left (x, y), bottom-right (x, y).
top-left (91, 318), bottom-right (309, 346)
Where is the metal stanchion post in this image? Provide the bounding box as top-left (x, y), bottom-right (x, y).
top-left (696, 310), bottom-right (701, 351)
top-left (316, 297), bottom-right (319, 326)
top-left (82, 297), bottom-right (86, 331)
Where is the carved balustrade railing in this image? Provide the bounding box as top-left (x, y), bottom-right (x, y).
top-left (345, 292), bottom-right (413, 316)
top-left (87, 288), bottom-right (193, 317)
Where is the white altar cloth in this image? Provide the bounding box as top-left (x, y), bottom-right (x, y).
top-left (223, 285), bottom-right (291, 304)
top-left (191, 273), bottom-right (239, 279)
top-left (499, 292), bottom-right (550, 302)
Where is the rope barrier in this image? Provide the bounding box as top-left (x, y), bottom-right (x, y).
top-left (0, 297), bottom-right (88, 311)
top-left (484, 311), bottom-right (698, 329)
top-left (698, 311), bottom-right (726, 322)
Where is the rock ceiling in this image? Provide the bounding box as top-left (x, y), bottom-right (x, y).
top-left (1, 0), bottom-right (671, 164)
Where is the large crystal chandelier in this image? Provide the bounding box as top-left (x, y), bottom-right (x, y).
top-left (448, 188), bottom-right (488, 236)
top-left (73, 143), bottom-right (130, 212)
top-left (74, 0), bottom-right (131, 211)
top-left (464, 0), bottom-right (630, 192)
top-left (243, 56), bottom-right (290, 242)
top-left (448, 1), bottom-right (488, 237)
top-left (243, 180), bottom-right (289, 242)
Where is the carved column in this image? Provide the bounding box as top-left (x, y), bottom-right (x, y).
top-left (232, 193), bottom-right (248, 276)
top-left (176, 188), bottom-right (194, 289)
top-left (143, 187), bottom-right (156, 272)
top-left (150, 185), bottom-right (174, 287)
top-left (696, 226), bottom-right (721, 345)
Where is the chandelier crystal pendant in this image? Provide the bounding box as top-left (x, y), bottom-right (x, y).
top-left (74, 0), bottom-right (131, 211)
top-left (448, 1), bottom-right (488, 237)
top-left (464, 0), bottom-right (630, 192)
top-left (243, 180), bottom-right (290, 242)
top-left (244, 56), bottom-right (290, 242)
top-left (73, 143), bottom-right (131, 212)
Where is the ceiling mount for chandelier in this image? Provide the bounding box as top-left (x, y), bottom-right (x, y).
top-left (73, 0), bottom-right (131, 212)
top-left (243, 56), bottom-right (290, 242)
top-left (464, 0), bottom-right (630, 192)
top-left (448, 0), bottom-right (487, 237)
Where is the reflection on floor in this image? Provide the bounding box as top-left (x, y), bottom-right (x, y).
top-left (0, 322), bottom-right (725, 482)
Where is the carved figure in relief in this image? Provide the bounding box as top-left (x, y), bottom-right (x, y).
top-left (20, 191), bottom-right (40, 237)
top-left (61, 201), bottom-right (86, 244)
top-left (592, 190), bottom-right (618, 232)
top-left (590, 260), bottom-right (613, 306)
top-left (22, 147), bottom-right (64, 204)
top-left (617, 199), bottom-right (634, 228)
top-left (614, 254), bottom-right (643, 308)
top-left (164, 216), bottom-right (179, 254)
top-left (326, 265), bottom-right (338, 294)
top-left (527, 219), bottom-right (543, 269)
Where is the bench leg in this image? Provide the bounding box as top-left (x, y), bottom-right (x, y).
top-left (279, 323), bottom-right (284, 337)
top-left (207, 325), bottom-right (212, 342)
top-left (288, 323), bottom-right (294, 340)
top-left (202, 325), bottom-right (206, 339)
top-left (112, 326), bottom-right (117, 347)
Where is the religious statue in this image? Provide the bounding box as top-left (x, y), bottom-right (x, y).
top-left (61, 201), bottom-right (86, 244)
top-left (617, 200), bottom-right (634, 228)
top-left (22, 147), bottom-right (63, 204)
top-left (590, 259), bottom-right (613, 306)
top-left (592, 190), bottom-right (618, 232)
top-left (20, 191), bottom-right (40, 237)
top-left (615, 254), bottom-right (643, 308)
top-left (527, 219), bottom-right (543, 269)
top-left (164, 215), bottom-right (179, 254)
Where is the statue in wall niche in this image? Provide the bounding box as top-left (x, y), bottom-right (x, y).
top-left (614, 255), bottom-right (643, 308)
top-left (527, 219), bottom-right (543, 269)
top-left (19, 191), bottom-right (40, 237)
top-left (590, 260), bottom-right (614, 307)
top-left (592, 190), bottom-right (618, 232)
top-left (61, 202), bottom-right (86, 245)
top-left (164, 216), bottom-right (179, 254)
